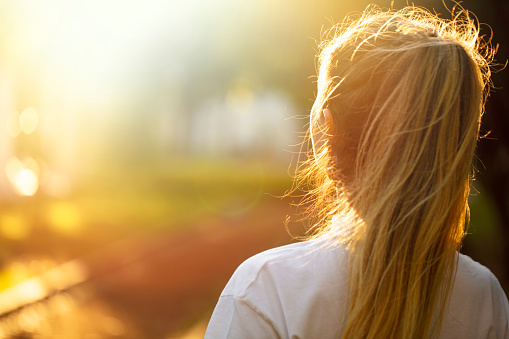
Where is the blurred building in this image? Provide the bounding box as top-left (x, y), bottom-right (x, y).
top-left (187, 89), bottom-right (300, 160)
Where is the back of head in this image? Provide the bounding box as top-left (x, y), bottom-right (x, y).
top-left (301, 5), bottom-right (494, 338)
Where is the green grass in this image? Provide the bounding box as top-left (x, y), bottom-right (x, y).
top-left (72, 157), bottom-right (292, 225)
top-left (0, 157), bottom-right (293, 291)
top-left (0, 156), bottom-right (293, 254)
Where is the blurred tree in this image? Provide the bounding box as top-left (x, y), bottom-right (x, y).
top-left (461, 0), bottom-right (509, 284)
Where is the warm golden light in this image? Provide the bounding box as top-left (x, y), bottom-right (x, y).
top-left (102, 316), bottom-right (125, 336)
top-left (13, 280), bottom-right (46, 303)
top-left (13, 169), bottom-right (39, 196)
top-left (16, 306), bottom-right (42, 332)
top-left (6, 157), bottom-right (40, 196)
top-left (5, 156), bottom-right (23, 182)
top-left (23, 157), bottom-right (40, 174)
top-left (19, 107), bottom-right (39, 135)
top-left (6, 111), bottom-right (21, 138)
top-left (44, 260), bottom-right (88, 290)
top-left (46, 202), bottom-right (83, 235)
top-left (0, 214), bottom-right (30, 240)
top-left (41, 171), bottom-right (72, 198)
top-left (49, 293), bottom-right (75, 315)
top-left (0, 1), bottom-right (359, 337)
top-left (226, 86), bottom-right (254, 114)
top-left (0, 260), bottom-right (87, 315)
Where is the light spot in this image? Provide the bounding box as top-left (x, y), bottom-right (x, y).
top-left (6, 157), bottom-right (40, 196)
top-left (49, 293), bottom-right (74, 314)
top-left (14, 169), bottom-right (39, 196)
top-left (23, 157), bottom-right (40, 175)
top-left (16, 279), bottom-right (46, 301)
top-left (41, 171), bottom-right (72, 198)
top-left (0, 214), bottom-right (30, 240)
top-left (102, 316), bottom-right (124, 336)
top-left (44, 260), bottom-right (88, 290)
top-left (16, 307), bottom-right (41, 332)
top-left (8, 261), bottom-right (30, 284)
top-left (46, 201), bottom-right (83, 235)
top-left (19, 107), bottom-right (39, 134)
top-left (226, 86), bottom-right (253, 114)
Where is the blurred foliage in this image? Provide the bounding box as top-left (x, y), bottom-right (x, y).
top-left (0, 157), bottom-right (292, 285)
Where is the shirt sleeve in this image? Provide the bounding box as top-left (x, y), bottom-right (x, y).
top-left (488, 273), bottom-right (509, 339)
top-left (205, 295), bottom-right (280, 339)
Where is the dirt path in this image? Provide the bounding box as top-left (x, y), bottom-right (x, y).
top-left (1, 198), bottom-right (304, 338)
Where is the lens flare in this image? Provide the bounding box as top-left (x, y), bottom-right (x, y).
top-left (5, 157), bottom-right (40, 196)
top-left (13, 169), bottom-right (39, 196)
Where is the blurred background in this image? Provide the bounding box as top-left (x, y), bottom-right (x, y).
top-left (0, 0), bottom-right (506, 338)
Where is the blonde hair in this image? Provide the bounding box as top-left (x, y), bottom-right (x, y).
top-left (296, 5), bottom-right (494, 339)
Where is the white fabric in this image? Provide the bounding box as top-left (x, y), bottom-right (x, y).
top-left (205, 237), bottom-right (509, 339)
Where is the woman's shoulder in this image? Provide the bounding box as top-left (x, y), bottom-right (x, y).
top-left (453, 253), bottom-right (509, 313)
top-left (211, 237), bottom-right (348, 338)
top-left (442, 253), bottom-right (509, 338)
top-left (221, 237), bottom-right (347, 298)
top-left (456, 253), bottom-right (506, 293)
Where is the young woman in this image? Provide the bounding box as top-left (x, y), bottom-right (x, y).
top-left (205, 5), bottom-right (509, 339)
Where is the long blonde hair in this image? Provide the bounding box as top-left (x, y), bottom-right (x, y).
top-left (296, 5), bottom-right (494, 338)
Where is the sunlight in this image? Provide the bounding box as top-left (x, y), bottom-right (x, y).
top-left (48, 292), bottom-right (75, 315)
top-left (6, 111), bottom-right (21, 138)
top-left (0, 214), bottom-right (30, 240)
top-left (13, 279), bottom-right (46, 304)
top-left (16, 306), bottom-right (42, 332)
top-left (102, 316), bottom-right (124, 336)
top-left (13, 169), bottom-right (39, 196)
top-left (5, 157), bottom-right (40, 196)
top-left (41, 170), bottom-right (72, 198)
top-left (46, 202), bottom-right (83, 235)
top-left (45, 260), bottom-right (88, 291)
top-left (19, 107), bottom-right (39, 135)
top-left (5, 156), bottom-right (22, 181)
top-left (6, 261), bottom-right (30, 285)
top-left (0, 260), bottom-right (87, 315)
top-left (226, 85), bottom-right (254, 115)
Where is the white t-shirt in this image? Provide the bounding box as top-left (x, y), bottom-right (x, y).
top-left (205, 237), bottom-right (509, 339)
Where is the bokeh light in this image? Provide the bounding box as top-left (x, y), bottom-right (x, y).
top-left (19, 107), bottom-right (39, 135)
top-left (0, 213), bottom-right (30, 240)
top-left (46, 202), bottom-right (83, 236)
top-left (5, 157), bottom-right (40, 196)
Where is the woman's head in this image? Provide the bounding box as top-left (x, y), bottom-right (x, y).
top-left (305, 5), bottom-right (493, 237)
top-left (298, 5), bottom-right (495, 338)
